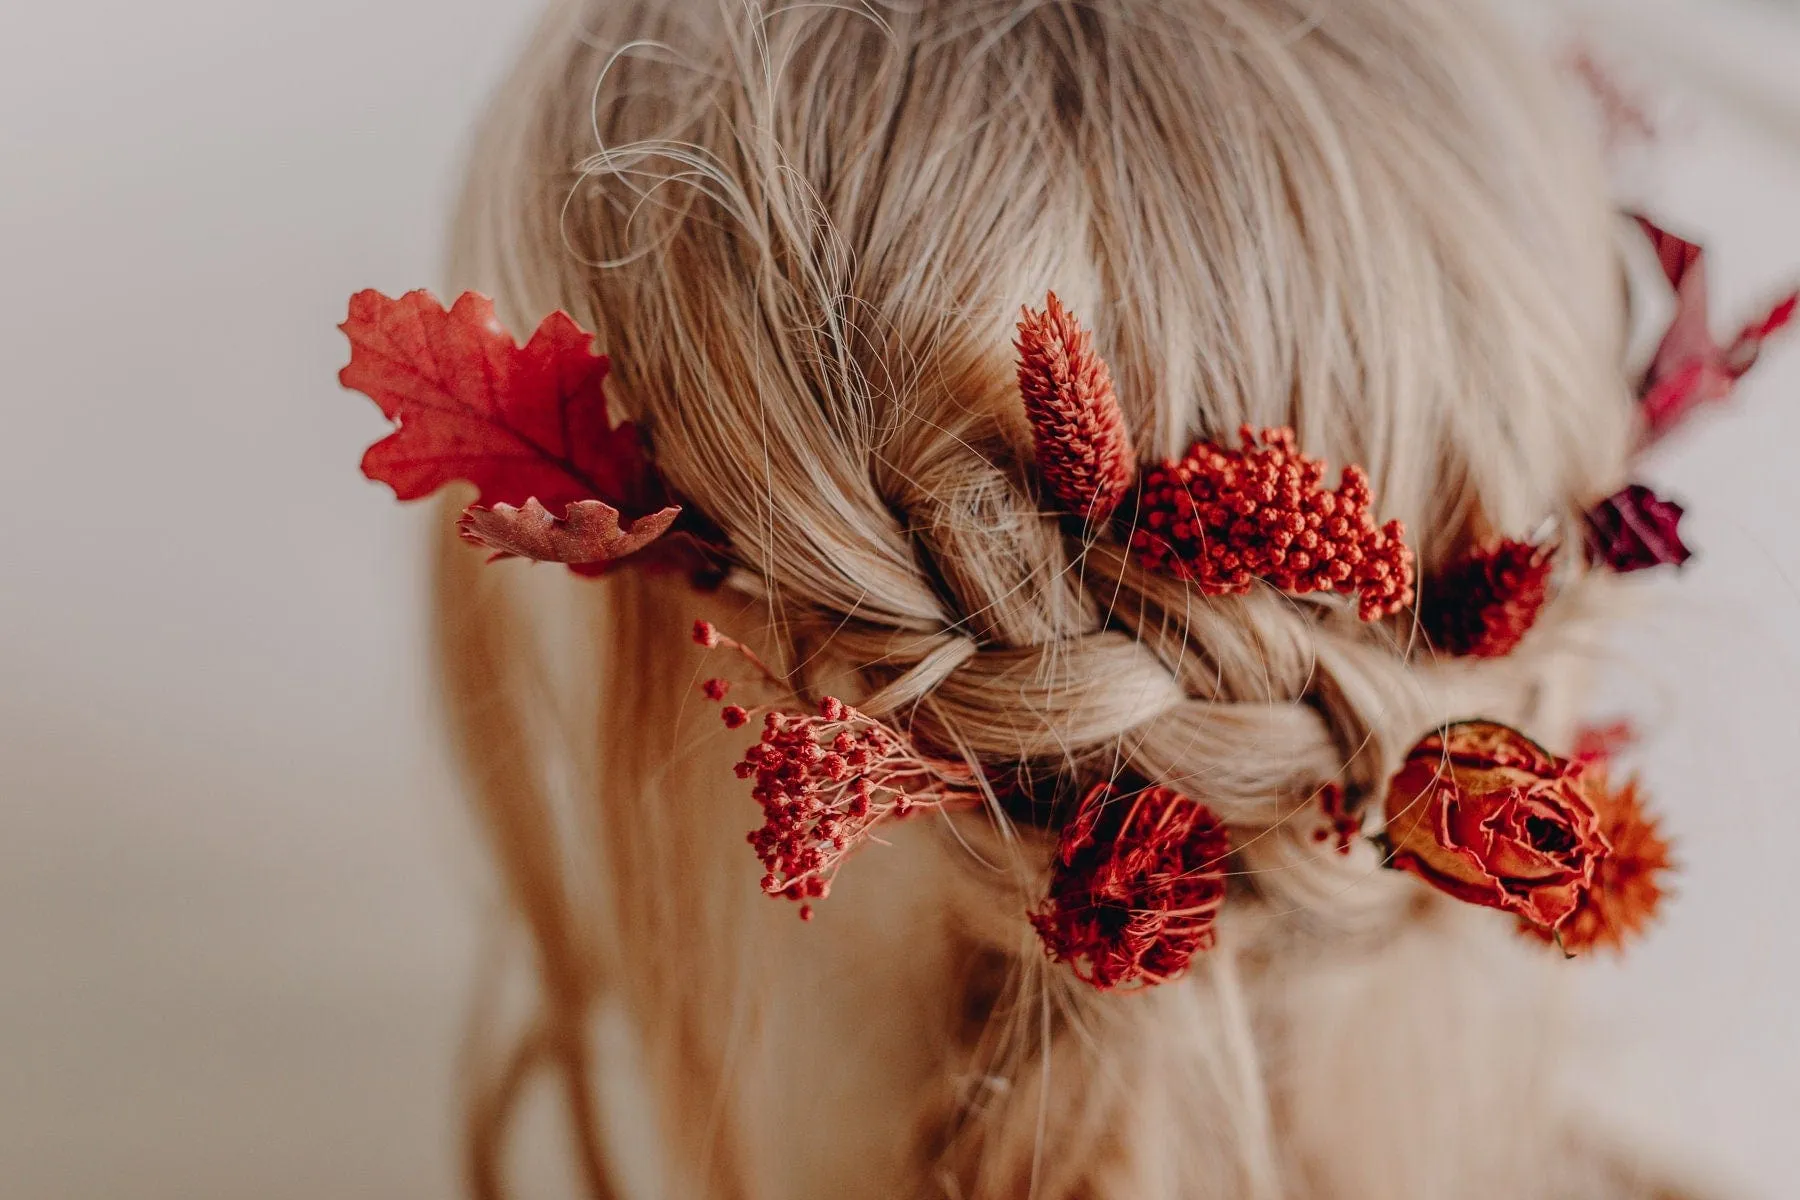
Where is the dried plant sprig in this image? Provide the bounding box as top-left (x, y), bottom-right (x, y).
top-left (691, 620), bottom-right (982, 919)
top-left (1030, 783), bottom-right (1231, 992)
top-left (1130, 426), bottom-right (1415, 621)
top-left (1016, 293), bottom-right (1136, 521)
top-left (1420, 538), bottom-right (1557, 659)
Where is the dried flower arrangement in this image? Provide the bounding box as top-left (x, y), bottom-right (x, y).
top-left (334, 209), bottom-right (1787, 988)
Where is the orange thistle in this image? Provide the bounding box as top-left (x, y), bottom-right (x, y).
top-left (1527, 773), bottom-right (1674, 955)
top-left (1130, 426), bottom-right (1415, 621)
top-left (1030, 783), bottom-right (1230, 991)
top-left (1420, 538), bottom-right (1556, 658)
top-left (1015, 293), bottom-right (1136, 521)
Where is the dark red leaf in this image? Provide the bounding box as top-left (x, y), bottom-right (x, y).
top-left (1584, 484), bottom-right (1692, 573)
top-left (1634, 217), bottom-right (1798, 445)
top-left (339, 289), bottom-right (678, 565)
top-left (458, 498), bottom-right (681, 565)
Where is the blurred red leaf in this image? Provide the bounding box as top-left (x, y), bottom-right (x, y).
top-left (339, 289), bottom-right (677, 565)
top-left (1635, 217), bottom-right (1798, 446)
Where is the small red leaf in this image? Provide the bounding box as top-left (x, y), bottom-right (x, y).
top-left (1634, 217), bottom-right (1798, 445)
top-left (340, 288), bottom-right (669, 519)
top-left (458, 498), bottom-right (682, 565)
top-left (1584, 484), bottom-right (1692, 573)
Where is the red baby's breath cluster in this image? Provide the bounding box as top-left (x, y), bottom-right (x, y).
top-left (1130, 426), bottom-right (1415, 621)
top-left (1030, 783), bottom-right (1231, 991)
top-left (1420, 538), bottom-right (1557, 659)
top-left (691, 620), bottom-right (979, 919)
top-left (1015, 293), bottom-right (1137, 521)
top-left (1311, 783), bottom-right (1360, 855)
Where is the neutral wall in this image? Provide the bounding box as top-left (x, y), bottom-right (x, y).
top-left (2, 2), bottom-right (1796, 1197)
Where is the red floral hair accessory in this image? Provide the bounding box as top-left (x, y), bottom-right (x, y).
top-left (1380, 720), bottom-right (1671, 952)
top-left (1029, 782), bottom-right (1231, 991)
top-left (692, 622), bottom-right (983, 921)
top-left (338, 289), bottom-right (713, 576)
top-left (1016, 294), bottom-right (1135, 522)
top-left (1419, 538), bottom-right (1557, 659)
top-left (1128, 427), bottom-right (1415, 621)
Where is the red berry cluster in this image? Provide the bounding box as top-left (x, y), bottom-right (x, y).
top-left (1129, 427), bottom-right (1415, 621)
top-left (729, 697), bottom-right (975, 917)
top-left (1420, 538), bottom-right (1556, 659)
top-left (1029, 783), bottom-right (1231, 991)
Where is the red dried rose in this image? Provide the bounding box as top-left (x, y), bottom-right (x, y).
top-left (1383, 721), bottom-right (1609, 933)
top-left (1524, 773), bottom-right (1672, 955)
top-left (1130, 426), bottom-right (1415, 621)
top-left (1420, 538), bottom-right (1556, 659)
top-left (1015, 294), bottom-right (1136, 521)
top-left (1030, 783), bottom-right (1231, 991)
top-left (1584, 484), bottom-right (1692, 573)
top-left (1634, 216), bottom-right (1798, 446)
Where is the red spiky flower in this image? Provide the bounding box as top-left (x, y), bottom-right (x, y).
top-left (1420, 538), bottom-right (1557, 658)
top-left (1030, 783), bottom-right (1231, 991)
top-left (1130, 426), bottom-right (1415, 621)
top-left (1524, 773), bottom-right (1673, 955)
top-left (692, 620), bottom-right (981, 919)
top-left (1016, 294), bottom-right (1136, 521)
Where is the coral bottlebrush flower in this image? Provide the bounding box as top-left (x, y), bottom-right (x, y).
top-left (1015, 294), bottom-right (1136, 521)
top-left (1383, 722), bottom-right (1608, 934)
top-left (1420, 538), bottom-right (1557, 659)
top-left (1634, 216), bottom-right (1798, 446)
top-left (1584, 484), bottom-right (1692, 573)
top-left (1130, 426), bottom-right (1415, 621)
top-left (1524, 773), bottom-right (1672, 955)
top-left (1030, 783), bottom-right (1231, 992)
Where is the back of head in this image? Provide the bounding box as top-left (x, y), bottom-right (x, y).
top-left (435, 1), bottom-right (1668, 1196)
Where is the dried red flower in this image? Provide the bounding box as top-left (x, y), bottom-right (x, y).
top-left (1584, 484), bottom-right (1692, 573)
top-left (700, 677), bottom-right (730, 701)
top-left (731, 697), bottom-right (979, 907)
top-left (1130, 426), bottom-right (1415, 621)
top-left (1383, 721), bottom-right (1608, 934)
top-left (1524, 773), bottom-right (1672, 955)
top-left (1015, 294), bottom-right (1136, 521)
top-left (339, 289), bottom-right (684, 573)
top-left (1634, 216), bottom-right (1798, 446)
top-left (692, 620), bottom-right (720, 648)
top-left (1310, 784), bottom-right (1360, 855)
top-left (1420, 538), bottom-right (1556, 659)
top-left (1030, 783), bottom-right (1231, 991)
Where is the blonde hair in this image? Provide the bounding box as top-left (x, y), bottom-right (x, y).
top-left (433, 1), bottom-right (1703, 1196)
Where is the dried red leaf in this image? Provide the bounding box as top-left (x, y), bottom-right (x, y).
top-left (1130, 426), bottom-right (1415, 621)
top-left (1525, 773), bottom-right (1672, 955)
top-left (1030, 783), bottom-right (1230, 991)
top-left (1634, 216), bottom-right (1798, 446)
top-left (1016, 294), bottom-right (1136, 521)
top-left (1420, 538), bottom-right (1556, 659)
top-left (457, 498), bottom-right (681, 564)
top-left (1584, 484), bottom-right (1691, 573)
top-left (1571, 719), bottom-right (1636, 767)
top-left (339, 289), bottom-right (678, 568)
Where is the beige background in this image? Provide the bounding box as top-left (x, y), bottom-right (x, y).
top-left (3, 1), bottom-right (1798, 1197)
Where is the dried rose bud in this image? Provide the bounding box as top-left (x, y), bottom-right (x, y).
top-left (1383, 721), bottom-right (1609, 934)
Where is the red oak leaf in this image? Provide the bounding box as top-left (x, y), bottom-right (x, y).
top-left (1634, 216), bottom-right (1798, 446)
top-left (458, 498), bottom-right (681, 565)
top-left (1584, 484), bottom-right (1692, 573)
top-left (339, 289), bottom-right (678, 567)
